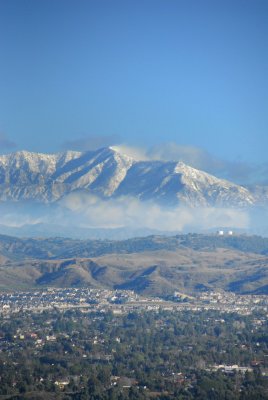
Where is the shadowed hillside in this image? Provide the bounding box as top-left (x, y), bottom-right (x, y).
top-left (0, 233), bottom-right (268, 296)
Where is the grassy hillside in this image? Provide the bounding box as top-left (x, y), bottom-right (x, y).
top-left (0, 232), bottom-right (268, 296)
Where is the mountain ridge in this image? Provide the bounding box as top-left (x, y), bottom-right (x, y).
top-left (0, 233), bottom-right (268, 295)
top-left (0, 147), bottom-right (260, 207)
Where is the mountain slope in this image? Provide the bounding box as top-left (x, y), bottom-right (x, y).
top-left (0, 233), bottom-right (268, 295)
top-left (1, 242), bottom-right (268, 296)
top-left (0, 147), bottom-right (257, 207)
top-left (1, 232), bottom-right (268, 261)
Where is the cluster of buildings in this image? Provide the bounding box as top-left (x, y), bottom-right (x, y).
top-left (217, 230), bottom-right (233, 236)
top-left (197, 291), bottom-right (268, 315)
top-left (0, 287), bottom-right (268, 317)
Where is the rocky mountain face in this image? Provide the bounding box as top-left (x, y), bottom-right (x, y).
top-left (0, 147), bottom-right (259, 207)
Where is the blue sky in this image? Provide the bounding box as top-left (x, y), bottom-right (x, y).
top-left (0, 0), bottom-right (267, 178)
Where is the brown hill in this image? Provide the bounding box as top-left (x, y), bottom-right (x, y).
top-left (0, 245), bottom-right (268, 296)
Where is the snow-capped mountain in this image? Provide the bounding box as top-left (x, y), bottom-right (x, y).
top-left (0, 147), bottom-right (258, 207)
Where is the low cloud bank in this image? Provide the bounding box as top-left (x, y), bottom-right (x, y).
top-left (60, 193), bottom-right (249, 231)
top-left (0, 194), bottom-right (251, 238)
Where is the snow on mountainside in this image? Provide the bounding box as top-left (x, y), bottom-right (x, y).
top-left (0, 147), bottom-right (258, 207)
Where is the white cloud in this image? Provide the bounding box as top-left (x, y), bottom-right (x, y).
top-left (111, 144), bottom-right (149, 161)
top-left (60, 193), bottom-right (249, 231)
top-left (0, 212), bottom-right (43, 228)
top-left (0, 194), bottom-right (252, 236)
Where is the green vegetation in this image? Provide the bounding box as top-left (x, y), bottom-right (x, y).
top-left (0, 309), bottom-right (268, 399)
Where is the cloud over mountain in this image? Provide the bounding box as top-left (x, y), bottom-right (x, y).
top-left (116, 142), bottom-right (268, 185)
top-left (0, 194), bottom-right (250, 237)
top-left (0, 146), bottom-right (257, 207)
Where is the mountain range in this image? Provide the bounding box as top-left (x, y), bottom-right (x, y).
top-left (0, 233), bottom-right (268, 296)
top-left (0, 147), bottom-right (264, 207)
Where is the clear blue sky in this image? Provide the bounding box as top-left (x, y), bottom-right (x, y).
top-left (0, 0), bottom-right (267, 164)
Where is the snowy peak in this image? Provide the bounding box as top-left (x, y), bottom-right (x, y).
top-left (0, 147), bottom-right (259, 207)
top-left (172, 161), bottom-right (255, 206)
top-left (0, 150), bottom-right (82, 185)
